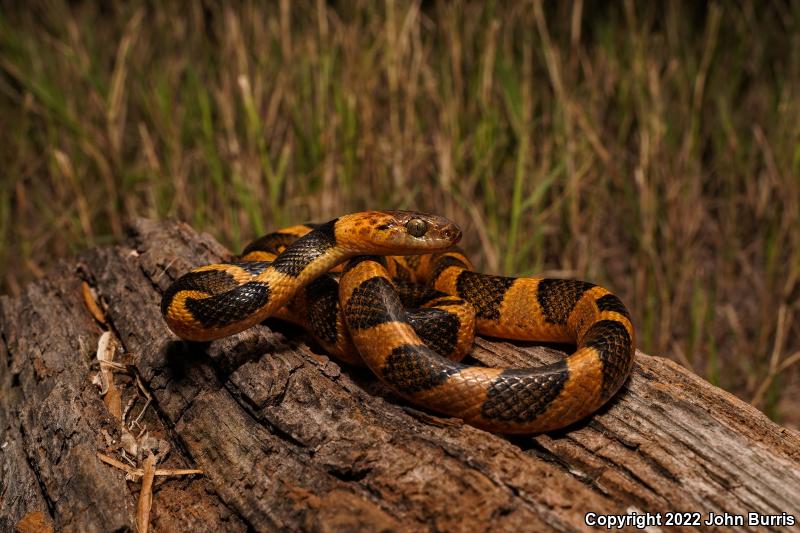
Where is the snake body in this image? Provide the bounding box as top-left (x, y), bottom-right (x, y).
top-left (162, 211), bottom-right (635, 433)
top-left (162, 211), bottom-right (461, 341)
top-left (236, 224), bottom-right (477, 366)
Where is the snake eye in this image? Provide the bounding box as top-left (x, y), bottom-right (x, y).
top-left (405, 218), bottom-right (428, 237)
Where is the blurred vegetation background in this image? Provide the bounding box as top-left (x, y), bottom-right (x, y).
top-left (1, 1), bottom-right (798, 426)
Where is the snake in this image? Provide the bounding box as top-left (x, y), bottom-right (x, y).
top-left (161, 210), bottom-right (635, 433)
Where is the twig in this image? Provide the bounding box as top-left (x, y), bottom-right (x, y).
top-left (96, 452), bottom-right (204, 479)
top-left (137, 453), bottom-right (156, 533)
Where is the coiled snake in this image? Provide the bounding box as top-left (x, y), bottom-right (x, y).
top-left (161, 211), bottom-right (635, 433)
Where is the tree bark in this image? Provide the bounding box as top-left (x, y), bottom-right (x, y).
top-left (2, 218), bottom-right (798, 532)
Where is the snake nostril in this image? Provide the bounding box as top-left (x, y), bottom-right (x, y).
top-left (444, 226), bottom-right (462, 242)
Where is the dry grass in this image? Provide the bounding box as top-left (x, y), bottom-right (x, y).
top-left (1, 1), bottom-right (799, 424)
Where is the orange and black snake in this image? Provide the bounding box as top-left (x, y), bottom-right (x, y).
top-left (161, 210), bottom-right (635, 433)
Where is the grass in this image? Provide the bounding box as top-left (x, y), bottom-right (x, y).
top-left (1, 1), bottom-right (799, 425)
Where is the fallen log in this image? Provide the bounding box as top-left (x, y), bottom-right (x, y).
top-left (1, 218), bottom-right (798, 532)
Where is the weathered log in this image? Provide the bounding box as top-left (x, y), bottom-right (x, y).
top-left (1, 218), bottom-right (798, 532)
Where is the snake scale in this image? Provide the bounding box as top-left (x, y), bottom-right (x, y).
top-left (162, 211), bottom-right (635, 433)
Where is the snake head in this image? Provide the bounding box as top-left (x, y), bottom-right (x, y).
top-left (340, 210), bottom-right (461, 254)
